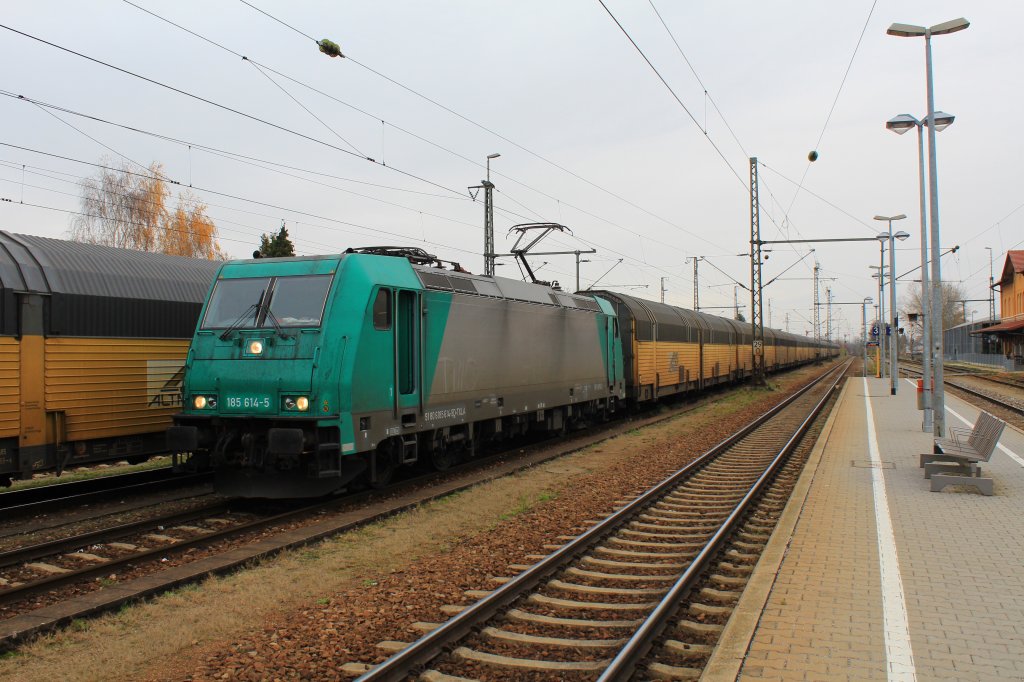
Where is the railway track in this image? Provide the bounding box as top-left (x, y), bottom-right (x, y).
top-left (0, 499), bottom-right (251, 609)
top-left (0, 367), bottom-right (820, 651)
top-left (350, 360), bottom-right (849, 681)
top-left (901, 364), bottom-right (1024, 417)
top-left (0, 468), bottom-right (213, 517)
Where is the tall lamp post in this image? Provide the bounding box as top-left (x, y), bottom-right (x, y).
top-left (886, 112), bottom-right (952, 429)
top-left (888, 16), bottom-right (969, 436)
top-left (875, 215), bottom-right (910, 394)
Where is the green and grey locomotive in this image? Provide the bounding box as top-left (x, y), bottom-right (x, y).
top-left (168, 247), bottom-right (625, 497)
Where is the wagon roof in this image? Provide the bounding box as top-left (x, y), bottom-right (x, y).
top-left (0, 231), bottom-right (219, 302)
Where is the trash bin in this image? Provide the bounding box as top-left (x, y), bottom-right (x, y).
top-left (916, 379), bottom-right (924, 410)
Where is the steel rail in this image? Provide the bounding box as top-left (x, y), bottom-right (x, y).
top-left (355, 361), bottom-right (848, 682)
top-left (0, 500), bottom-right (231, 569)
top-left (0, 470), bottom-right (212, 514)
top-left (598, 361), bottom-right (847, 680)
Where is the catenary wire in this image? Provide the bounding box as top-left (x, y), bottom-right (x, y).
top-left (0, 22), bottom-right (467, 199)
top-left (232, 0), bottom-right (725, 247)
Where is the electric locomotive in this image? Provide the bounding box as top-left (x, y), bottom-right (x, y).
top-left (169, 247), bottom-right (625, 497)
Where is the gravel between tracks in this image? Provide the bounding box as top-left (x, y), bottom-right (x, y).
top-left (0, 364), bottom-right (831, 682)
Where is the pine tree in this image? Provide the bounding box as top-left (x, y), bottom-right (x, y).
top-left (256, 224), bottom-right (296, 258)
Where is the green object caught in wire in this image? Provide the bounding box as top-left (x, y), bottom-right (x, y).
top-left (318, 38), bottom-right (343, 58)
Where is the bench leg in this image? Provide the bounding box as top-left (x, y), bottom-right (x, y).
top-left (930, 473), bottom-right (993, 496)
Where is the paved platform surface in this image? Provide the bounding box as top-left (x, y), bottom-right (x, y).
top-left (705, 375), bottom-right (1024, 682)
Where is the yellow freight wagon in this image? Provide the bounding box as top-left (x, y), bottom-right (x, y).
top-left (0, 231), bottom-right (218, 485)
top-left (591, 291), bottom-right (831, 403)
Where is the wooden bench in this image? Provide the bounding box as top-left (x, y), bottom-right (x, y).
top-left (919, 411), bottom-right (1005, 496)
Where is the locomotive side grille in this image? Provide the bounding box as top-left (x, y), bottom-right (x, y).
top-left (417, 271), bottom-right (453, 290)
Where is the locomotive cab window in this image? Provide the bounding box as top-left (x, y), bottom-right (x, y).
top-left (264, 275), bottom-right (332, 327)
top-left (373, 289), bottom-right (392, 330)
top-left (201, 277), bottom-right (270, 329)
top-left (202, 274), bottom-right (333, 329)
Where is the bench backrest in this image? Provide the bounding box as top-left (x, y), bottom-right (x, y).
top-left (967, 412), bottom-right (997, 449)
top-left (968, 413), bottom-right (1006, 462)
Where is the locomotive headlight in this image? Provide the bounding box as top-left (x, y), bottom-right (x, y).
top-left (284, 397), bottom-right (296, 410)
top-left (296, 396), bottom-right (309, 411)
top-left (193, 395), bottom-right (207, 409)
top-left (248, 339), bottom-right (264, 355)
top-left (207, 396), bottom-right (218, 409)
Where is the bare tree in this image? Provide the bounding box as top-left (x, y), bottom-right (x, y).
top-left (70, 158), bottom-right (168, 251)
top-left (901, 281), bottom-right (968, 348)
top-left (70, 157), bottom-right (226, 260)
top-left (162, 190), bottom-right (227, 260)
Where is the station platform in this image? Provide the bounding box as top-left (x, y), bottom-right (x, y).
top-left (704, 375), bottom-right (1024, 681)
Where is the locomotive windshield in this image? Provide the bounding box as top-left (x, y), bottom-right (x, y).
top-left (264, 275), bottom-right (332, 327)
top-left (201, 274), bottom-right (333, 329)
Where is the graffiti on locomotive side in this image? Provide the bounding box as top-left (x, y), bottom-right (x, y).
top-left (147, 360), bottom-right (186, 408)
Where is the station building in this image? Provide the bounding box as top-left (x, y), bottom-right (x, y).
top-left (973, 250), bottom-right (1024, 368)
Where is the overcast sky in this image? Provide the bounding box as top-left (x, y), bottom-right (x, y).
top-left (1, 1), bottom-right (1020, 340)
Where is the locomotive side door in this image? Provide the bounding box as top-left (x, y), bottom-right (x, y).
top-left (605, 315), bottom-right (621, 394)
top-left (394, 289), bottom-right (421, 425)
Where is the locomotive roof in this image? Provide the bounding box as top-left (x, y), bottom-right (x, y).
top-left (0, 231), bottom-right (219, 302)
top-left (412, 264), bottom-right (603, 311)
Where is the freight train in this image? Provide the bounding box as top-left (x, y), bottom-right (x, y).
top-left (169, 247), bottom-right (835, 498)
top-left (0, 231), bottom-right (220, 486)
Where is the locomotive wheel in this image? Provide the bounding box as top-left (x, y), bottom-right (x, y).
top-left (370, 443), bottom-right (399, 488)
top-left (430, 444), bottom-right (454, 472)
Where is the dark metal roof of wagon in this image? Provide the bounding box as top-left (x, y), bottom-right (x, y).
top-left (0, 231), bottom-right (219, 300)
top-left (0, 231), bottom-right (220, 337)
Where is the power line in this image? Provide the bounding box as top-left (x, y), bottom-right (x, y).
top-left (4, 88), bottom-right (714, 267)
top-left (780, 1), bottom-right (879, 226)
top-left (0, 144), bottom-right (489, 259)
top-left (646, 0), bottom-right (749, 158)
top-left (231, 0), bottom-right (725, 250)
top-left (595, 0), bottom-right (746, 191)
top-left (115, 0), bottom-right (738, 264)
top-left (0, 22), bottom-right (466, 199)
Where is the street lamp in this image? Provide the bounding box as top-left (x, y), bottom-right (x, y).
top-left (888, 16), bottom-right (969, 436)
top-left (875, 215), bottom-right (909, 395)
top-left (886, 112), bottom-right (952, 431)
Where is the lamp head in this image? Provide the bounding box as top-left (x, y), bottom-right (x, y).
top-left (486, 153), bottom-right (501, 160)
top-left (923, 111), bottom-right (955, 132)
top-left (887, 22), bottom-right (926, 37)
top-left (930, 18), bottom-right (970, 35)
top-left (886, 114), bottom-right (919, 135)
top-left (876, 232), bottom-right (890, 242)
top-left (894, 231), bottom-right (911, 241)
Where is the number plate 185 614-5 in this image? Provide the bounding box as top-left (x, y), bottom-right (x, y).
top-left (225, 396), bottom-right (272, 411)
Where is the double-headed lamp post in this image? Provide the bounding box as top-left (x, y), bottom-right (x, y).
top-left (875, 215), bottom-right (909, 394)
top-left (885, 112), bottom-right (953, 430)
top-left (887, 16), bottom-right (969, 436)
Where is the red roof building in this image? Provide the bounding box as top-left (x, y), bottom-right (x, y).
top-left (980, 251), bottom-right (1024, 362)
